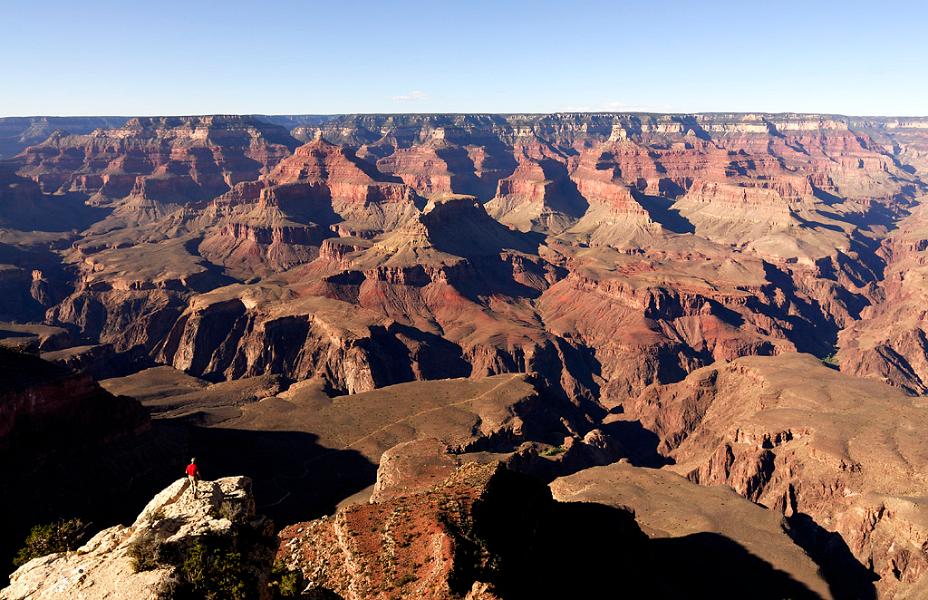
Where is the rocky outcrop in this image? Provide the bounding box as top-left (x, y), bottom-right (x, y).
top-left (374, 141), bottom-right (459, 197)
top-left (192, 137), bottom-right (422, 276)
top-left (48, 236), bottom-right (226, 353)
top-left (40, 343), bottom-right (147, 380)
top-left (0, 349), bottom-right (159, 582)
top-left (152, 290), bottom-right (460, 391)
top-left (838, 200), bottom-right (928, 394)
top-left (484, 151), bottom-right (587, 233)
top-left (1, 476), bottom-right (273, 600)
top-left (279, 439), bottom-right (828, 599)
top-left (277, 460), bottom-right (651, 600)
top-left (280, 462), bottom-right (500, 599)
top-left (0, 322), bottom-right (71, 352)
top-left (532, 250), bottom-right (846, 407)
top-left (622, 353), bottom-right (928, 598)
top-left (265, 138), bottom-right (421, 234)
top-left (369, 438), bottom-right (468, 503)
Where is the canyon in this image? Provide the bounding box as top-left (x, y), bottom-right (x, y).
top-left (2, 112), bottom-right (928, 598)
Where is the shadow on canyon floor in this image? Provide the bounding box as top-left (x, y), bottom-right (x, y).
top-left (477, 471), bottom-right (823, 599)
top-left (0, 424), bottom-right (184, 584)
top-left (184, 424), bottom-right (377, 525)
top-left (168, 414), bottom-right (874, 600)
top-left (634, 192), bottom-right (696, 234)
top-left (600, 418), bottom-right (674, 468)
top-left (648, 531), bottom-right (825, 599)
top-left (3, 415), bottom-right (864, 600)
top-left (786, 512), bottom-right (879, 600)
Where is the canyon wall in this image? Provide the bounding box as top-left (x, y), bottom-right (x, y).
top-left (3, 112), bottom-right (924, 405)
top-left (3, 111), bottom-right (928, 595)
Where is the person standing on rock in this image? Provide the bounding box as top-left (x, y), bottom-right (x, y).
top-left (186, 458), bottom-right (201, 498)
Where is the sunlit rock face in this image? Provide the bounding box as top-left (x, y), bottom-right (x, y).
top-left (3, 112), bottom-right (927, 403)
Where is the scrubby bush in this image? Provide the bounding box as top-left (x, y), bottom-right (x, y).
top-left (128, 528), bottom-right (165, 572)
top-left (268, 560), bottom-right (305, 598)
top-left (214, 499), bottom-right (245, 522)
top-left (129, 517), bottom-right (280, 598)
top-left (146, 529), bottom-right (275, 600)
top-left (540, 445), bottom-right (565, 457)
top-left (822, 354), bottom-right (840, 368)
top-left (171, 536), bottom-right (249, 600)
top-left (14, 518), bottom-right (89, 566)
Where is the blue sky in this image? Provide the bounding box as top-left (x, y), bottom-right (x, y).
top-left (2, 0), bottom-right (926, 116)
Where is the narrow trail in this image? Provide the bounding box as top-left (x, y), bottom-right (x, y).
top-left (343, 373), bottom-right (523, 450)
top-left (260, 374), bottom-right (523, 510)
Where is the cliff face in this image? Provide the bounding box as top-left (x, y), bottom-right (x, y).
top-left (16, 116), bottom-right (297, 202)
top-left (837, 199), bottom-right (928, 393)
top-left (0, 116), bottom-right (129, 159)
top-left (278, 462), bottom-right (557, 599)
top-left (0, 348), bottom-right (149, 456)
top-left (0, 349), bottom-right (160, 583)
top-left (622, 353), bottom-right (928, 598)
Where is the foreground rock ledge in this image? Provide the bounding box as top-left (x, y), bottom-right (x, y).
top-left (1, 476), bottom-right (258, 600)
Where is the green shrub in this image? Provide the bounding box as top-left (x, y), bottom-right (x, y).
top-left (128, 529), bottom-right (164, 572)
top-left (14, 518), bottom-right (89, 566)
top-left (268, 560), bottom-right (305, 598)
top-left (822, 354), bottom-right (840, 367)
top-left (540, 445), bottom-right (565, 457)
top-left (126, 515), bottom-right (281, 598)
top-left (214, 499), bottom-right (244, 523)
top-left (168, 535), bottom-right (251, 600)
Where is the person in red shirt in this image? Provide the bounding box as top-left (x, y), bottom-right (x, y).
top-left (185, 458), bottom-right (200, 498)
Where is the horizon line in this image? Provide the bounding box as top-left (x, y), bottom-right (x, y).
top-left (2, 111), bottom-right (928, 120)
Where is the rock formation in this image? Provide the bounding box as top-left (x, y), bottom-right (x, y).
top-left (838, 199), bottom-right (928, 393)
top-left (0, 117), bottom-right (129, 159)
top-left (16, 115), bottom-right (296, 202)
top-left (277, 440), bottom-right (827, 599)
top-left (0, 347), bottom-right (148, 459)
top-left (621, 353), bottom-right (928, 598)
top-left (0, 349), bottom-right (160, 575)
top-left (3, 112), bottom-right (925, 406)
top-left (2, 476), bottom-right (274, 600)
